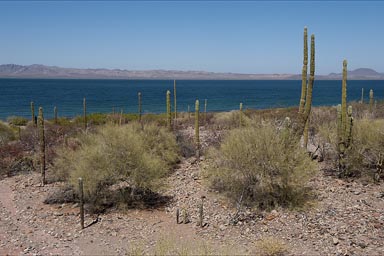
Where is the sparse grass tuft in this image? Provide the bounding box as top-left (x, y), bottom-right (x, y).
top-left (254, 237), bottom-right (288, 256)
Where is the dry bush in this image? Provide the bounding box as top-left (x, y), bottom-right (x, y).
top-left (204, 122), bottom-right (317, 210)
top-left (316, 117), bottom-right (384, 180)
top-left (254, 237), bottom-right (288, 256)
top-left (0, 121), bottom-right (15, 145)
top-left (346, 118), bottom-right (384, 180)
top-left (52, 123), bottom-right (179, 211)
top-left (6, 116), bottom-right (28, 126)
top-left (210, 111), bottom-right (251, 129)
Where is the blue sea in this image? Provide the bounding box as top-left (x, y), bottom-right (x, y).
top-left (0, 79), bottom-right (383, 120)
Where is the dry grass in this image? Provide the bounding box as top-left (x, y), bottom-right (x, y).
top-left (254, 237), bottom-right (288, 256)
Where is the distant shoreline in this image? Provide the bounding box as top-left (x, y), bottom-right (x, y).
top-left (1, 64), bottom-right (384, 80)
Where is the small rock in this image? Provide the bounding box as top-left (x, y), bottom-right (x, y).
top-left (333, 237), bottom-right (339, 245)
top-left (219, 224), bottom-right (226, 231)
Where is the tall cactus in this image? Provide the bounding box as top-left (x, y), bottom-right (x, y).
top-left (204, 99), bottom-right (207, 125)
top-left (83, 97), bottom-right (87, 130)
top-left (341, 60), bottom-right (347, 137)
top-left (299, 27), bottom-right (308, 114)
top-left (138, 92), bottom-right (142, 122)
top-left (195, 100), bottom-right (200, 158)
top-left (337, 60), bottom-right (353, 175)
top-left (361, 88), bottom-right (364, 104)
top-left (31, 101), bottom-right (36, 127)
top-left (174, 80), bottom-right (177, 121)
top-left (239, 102), bottom-right (243, 127)
top-left (188, 105), bottom-right (190, 122)
top-left (166, 90), bottom-right (172, 129)
top-left (302, 34), bottom-right (315, 148)
top-left (54, 106), bottom-right (58, 124)
top-left (369, 89), bottom-right (374, 112)
top-left (38, 107), bottom-right (46, 186)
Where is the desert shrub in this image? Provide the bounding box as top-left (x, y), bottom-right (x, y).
top-left (313, 120), bottom-right (338, 162)
top-left (344, 118), bottom-right (384, 180)
top-left (211, 111), bottom-right (251, 129)
top-left (53, 123), bottom-right (179, 211)
top-left (0, 142), bottom-right (33, 177)
top-left (254, 237), bottom-right (288, 256)
top-left (7, 116), bottom-right (28, 126)
top-left (204, 122), bottom-right (317, 209)
top-left (0, 121), bottom-right (15, 145)
top-left (52, 117), bottom-right (72, 126)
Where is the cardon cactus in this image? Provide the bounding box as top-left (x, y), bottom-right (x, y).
top-left (337, 60), bottom-right (353, 175)
top-left (204, 99), bottom-right (207, 124)
top-left (369, 89), bottom-right (374, 112)
top-left (166, 90), bottom-right (172, 129)
top-left (361, 88), bottom-right (364, 104)
top-left (302, 33), bottom-right (315, 148)
top-left (31, 101), bottom-right (36, 127)
top-left (54, 106), bottom-right (58, 124)
top-left (38, 107), bottom-right (46, 186)
top-left (195, 100), bottom-right (200, 157)
top-left (138, 92), bottom-right (142, 122)
top-left (239, 102), bottom-right (243, 127)
top-left (83, 97), bottom-right (87, 130)
top-left (299, 27), bottom-right (308, 114)
top-left (174, 80), bottom-right (177, 121)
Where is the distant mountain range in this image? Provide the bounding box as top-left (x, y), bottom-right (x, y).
top-left (0, 64), bottom-right (383, 80)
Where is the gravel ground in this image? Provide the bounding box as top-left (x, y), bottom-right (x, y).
top-left (0, 126), bottom-right (383, 255)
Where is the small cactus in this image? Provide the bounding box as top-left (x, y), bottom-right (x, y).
top-left (369, 89), bottom-right (374, 112)
top-left (78, 178), bottom-right (84, 229)
top-left (195, 100), bottom-right (200, 158)
top-left (138, 92), bottom-right (142, 122)
top-left (83, 97), bottom-right (87, 131)
top-left (31, 101), bottom-right (36, 127)
top-left (38, 107), bottom-right (46, 186)
top-left (166, 90), bottom-right (172, 129)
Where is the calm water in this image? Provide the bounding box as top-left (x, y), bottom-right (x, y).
top-left (0, 79), bottom-right (383, 120)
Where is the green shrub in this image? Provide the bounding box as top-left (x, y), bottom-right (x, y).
top-left (204, 122), bottom-right (317, 209)
top-left (7, 116), bottom-right (28, 126)
top-left (53, 123), bottom-right (179, 210)
top-left (345, 118), bottom-right (384, 180)
top-left (0, 121), bottom-right (15, 145)
top-left (211, 111), bottom-right (250, 129)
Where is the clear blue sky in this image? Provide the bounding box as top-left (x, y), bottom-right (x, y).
top-left (1, 1), bottom-right (383, 74)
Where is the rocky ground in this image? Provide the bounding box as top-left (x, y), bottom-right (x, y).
top-left (0, 126), bottom-right (383, 255)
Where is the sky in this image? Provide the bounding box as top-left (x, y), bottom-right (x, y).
top-left (0, 1), bottom-right (383, 75)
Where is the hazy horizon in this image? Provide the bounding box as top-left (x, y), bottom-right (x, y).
top-left (1, 1), bottom-right (383, 75)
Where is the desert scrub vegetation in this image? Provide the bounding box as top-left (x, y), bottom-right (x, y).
top-left (316, 117), bottom-right (384, 180)
top-left (210, 110), bottom-right (251, 129)
top-left (254, 236), bottom-right (288, 256)
top-left (0, 121), bottom-right (15, 145)
top-left (6, 115), bottom-right (28, 126)
top-left (204, 121), bottom-right (317, 210)
top-left (52, 122), bottom-right (179, 211)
